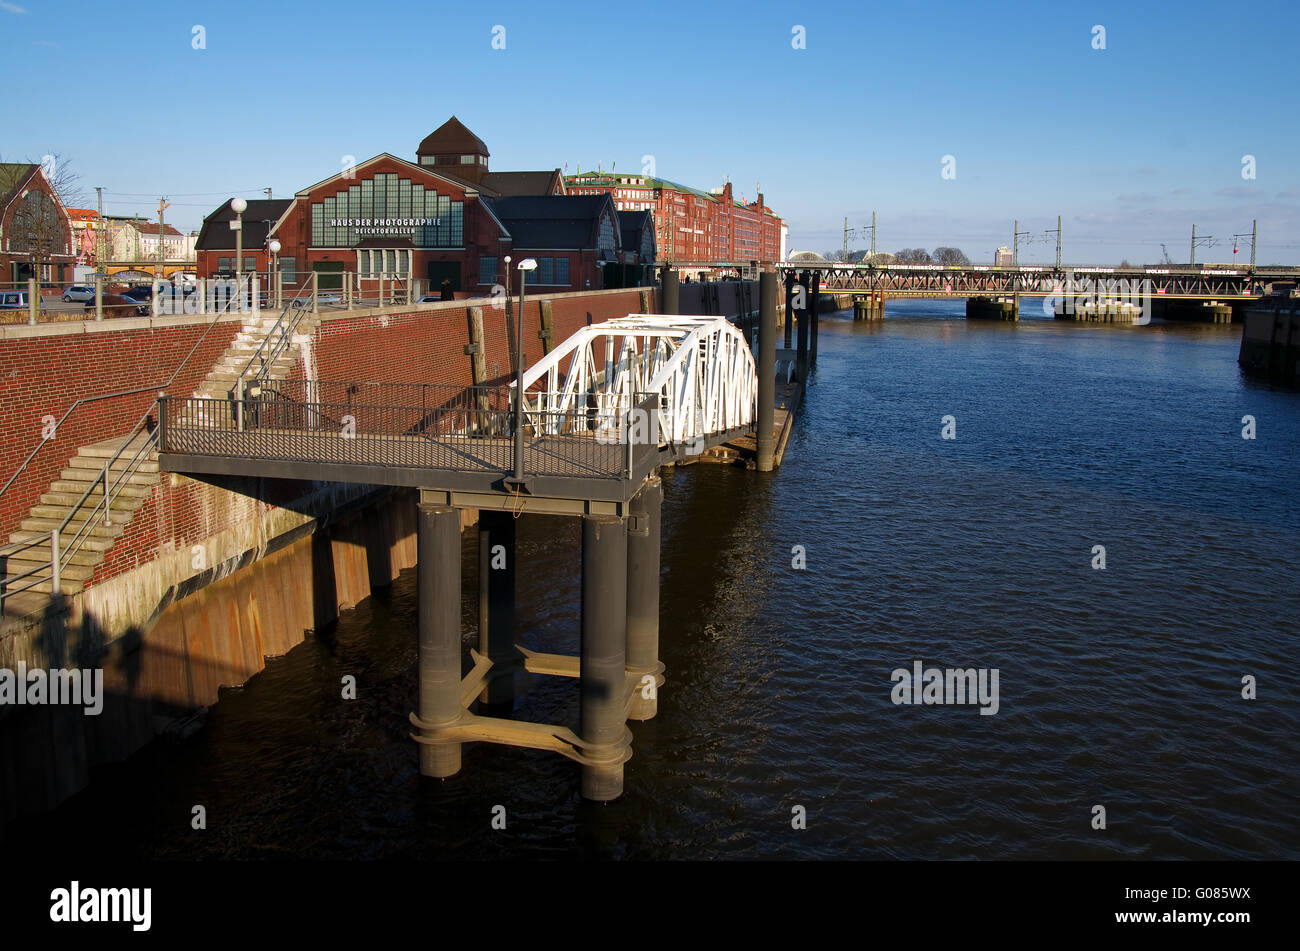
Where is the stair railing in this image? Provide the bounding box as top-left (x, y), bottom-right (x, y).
top-left (0, 274), bottom-right (253, 612)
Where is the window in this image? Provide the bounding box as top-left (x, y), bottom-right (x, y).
top-left (359, 250), bottom-right (370, 277)
top-left (555, 257), bottom-right (569, 285)
top-left (460, 155), bottom-right (475, 164)
top-left (218, 256), bottom-right (232, 273)
top-left (244, 257), bottom-right (256, 273)
top-left (480, 257), bottom-right (498, 285)
top-left (538, 258), bottom-right (554, 285)
top-left (280, 257), bottom-right (296, 282)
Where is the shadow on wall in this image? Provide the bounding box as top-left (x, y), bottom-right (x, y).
top-left (0, 487), bottom-right (426, 834)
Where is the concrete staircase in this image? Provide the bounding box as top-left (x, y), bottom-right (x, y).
top-left (1, 307), bottom-right (317, 612)
top-left (195, 308), bottom-right (320, 401)
top-left (2, 433), bottom-right (159, 600)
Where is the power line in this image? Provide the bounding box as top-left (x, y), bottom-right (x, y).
top-left (102, 189), bottom-right (265, 198)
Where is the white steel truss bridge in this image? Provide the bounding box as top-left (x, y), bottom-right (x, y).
top-left (517, 314), bottom-right (758, 451)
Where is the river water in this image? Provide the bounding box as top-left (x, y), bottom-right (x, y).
top-left (19, 300), bottom-right (1300, 859)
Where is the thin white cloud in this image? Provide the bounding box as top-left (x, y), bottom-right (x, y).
top-left (0, 2), bottom-right (29, 14)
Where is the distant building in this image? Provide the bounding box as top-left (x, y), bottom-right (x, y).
top-left (111, 220), bottom-right (196, 264)
top-left (65, 207), bottom-right (103, 265)
top-left (564, 171), bottom-right (784, 268)
top-left (0, 163), bottom-right (75, 285)
top-left (994, 246), bottom-right (1014, 267)
top-left (484, 194), bottom-right (623, 291)
top-left (195, 117), bottom-right (640, 293)
top-left (618, 209), bottom-right (656, 276)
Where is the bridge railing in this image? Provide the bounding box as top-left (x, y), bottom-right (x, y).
top-left (158, 382), bottom-right (658, 480)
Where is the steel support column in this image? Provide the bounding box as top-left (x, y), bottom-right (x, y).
top-left (662, 268), bottom-right (679, 315)
top-left (626, 477), bottom-right (662, 721)
top-left (809, 271), bottom-right (820, 367)
top-left (478, 510), bottom-right (517, 711)
top-left (417, 503), bottom-right (462, 778)
top-left (581, 514), bottom-right (628, 800)
top-left (784, 272), bottom-right (795, 348)
top-left (796, 271), bottom-right (810, 383)
top-left (757, 272), bottom-right (777, 472)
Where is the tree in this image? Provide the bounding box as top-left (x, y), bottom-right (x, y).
top-left (894, 248), bottom-right (933, 264)
top-left (932, 247), bottom-right (971, 266)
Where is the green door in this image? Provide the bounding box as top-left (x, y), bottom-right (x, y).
top-left (312, 261), bottom-right (344, 291)
top-left (426, 261), bottom-right (461, 293)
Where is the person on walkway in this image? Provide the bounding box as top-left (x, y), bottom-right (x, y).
top-left (440, 279), bottom-right (454, 301)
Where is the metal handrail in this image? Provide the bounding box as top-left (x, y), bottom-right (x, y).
top-left (236, 287), bottom-right (315, 387)
top-left (0, 273), bottom-right (254, 501)
top-left (0, 275), bottom-right (253, 608)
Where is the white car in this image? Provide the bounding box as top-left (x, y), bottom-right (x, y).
top-left (62, 284), bottom-right (95, 302)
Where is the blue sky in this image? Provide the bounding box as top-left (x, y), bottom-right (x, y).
top-left (3, 0), bottom-right (1297, 264)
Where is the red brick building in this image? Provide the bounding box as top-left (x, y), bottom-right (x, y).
top-left (564, 171), bottom-right (785, 269)
top-left (0, 163), bottom-right (75, 286)
top-left (196, 118), bottom-right (639, 294)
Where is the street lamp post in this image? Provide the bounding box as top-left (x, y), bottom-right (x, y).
top-left (511, 258), bottom-right (538, 485)
top-left (230, 197), bottom-right (247, 305)
top-left (268, 238), bottom-right (281, 308)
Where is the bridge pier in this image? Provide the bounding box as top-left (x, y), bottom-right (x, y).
top-left (581, 514), bottom-right (630, 800)
top-left (416, 503), bottom-right (463, 778)
top-left (661, 268), bottom-right (680, 314)
top-left (853, 294), bottom-right (884, 320)
top-left (796, 271), bottom-right (811, 381)
top-left (626, 477), bottom-right (663, 721)
top-left (757, 272), bottom-right (777, 472)
top-left (783, 272), bottom-right (795, 348)
top-left (809, 271), bottom-right (820, 368)
top-left (477, 510), bottom-right (518, 712)
top-left (966, 296), bottom-right (1018, 321)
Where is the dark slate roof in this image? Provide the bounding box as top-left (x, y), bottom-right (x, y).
top-left (416, 116), bottom-right (489, 158)
top-left (0, 163), bottom-right (38, 209)
top-left (486, 195), bottom-right (617, 251)
top-left (195, 199), bottom-right (294, 251)
top-left (481, 170), bottom-right (563, 197)
top-left (618, 210), bottom-right (652, 253)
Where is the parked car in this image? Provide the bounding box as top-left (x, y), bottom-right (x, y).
top-left (417, 295), bottom-right (440, 303)
top-left (121, 285), bottom-right (156, 303)
top-left (62, 284), bottom-right (95, 302)
top-left (86, 294), bottom-right (149, 318)
top-left (0, 290), bottom-right (38, 310)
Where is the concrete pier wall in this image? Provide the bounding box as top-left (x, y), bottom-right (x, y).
top-left (0, 485), bottom-right (465, 830)
top-left (1239, 297), bottom-right (1300, 386)
top-left (966, 297), bottom-right (1018, 321)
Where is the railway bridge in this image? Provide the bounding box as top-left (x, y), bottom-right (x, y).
top-left (776, 263), bottom-right (1300, 323)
